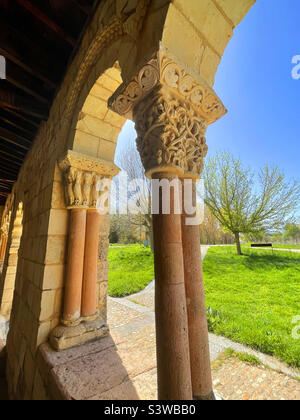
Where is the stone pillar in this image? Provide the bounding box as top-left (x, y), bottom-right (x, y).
top-left (62, 208), bottom-right (86, 326)
top-left (109, 49), bottom-right (226, 400)
top-left (50, 151), bottom-right (119, 351)
top-left (0, 212), bottom-right (11, 262)
top-left (181, 178), bottom-right (214, 400)
top-left (0, 236), bottom-right (7, 261)
top-left (81, 210), bottom-right (100, 320)
top-left (97, 215), bottom-right (110, 323)
top-left (0, 205), bottom-right (22, 319)
top-left (152, 171), bottom-right (192, 400)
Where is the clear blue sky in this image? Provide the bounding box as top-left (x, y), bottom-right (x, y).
top-left (116, 0), bottom-right (300, 182)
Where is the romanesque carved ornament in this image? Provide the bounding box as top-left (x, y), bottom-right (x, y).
top-left (109, 51), bottom-right (227, 178)
top-left (59, 150), bottom-right (120, 209)
top-left (66, 0), bottom-right (152, 118)
top-left (0, 211), bottom-right (11, 238)
top-left (122, 0), bottom-right (152, 40)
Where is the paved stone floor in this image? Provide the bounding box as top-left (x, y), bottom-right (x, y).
top-left (103, 297), bottom-right (300, 401)
top-left (0, 246), bottom-right (299, 400)
top-left (0, 343), bottom-right (8, 401)
top-left (212, 354), bottom-right (300, 401)
top-left (1, 294), bottom-right (299, 400)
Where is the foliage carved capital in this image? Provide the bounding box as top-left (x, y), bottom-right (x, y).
top-left (109, 50), bottom-right (227, 124)
top-left (109, 51), bottom-right (227, 177)
top-left (59, 151), bottom-right (119, 209)
top-left (0, 211), bottom-right (11, 238)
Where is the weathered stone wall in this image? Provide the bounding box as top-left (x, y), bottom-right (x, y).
top-left (0, 0), bottom-right (256, 399)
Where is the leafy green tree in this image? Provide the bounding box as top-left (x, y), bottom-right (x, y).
top-left (203, 152), bottom-right (300, 255)
top-left (283, 223), bottom-right (300, 244)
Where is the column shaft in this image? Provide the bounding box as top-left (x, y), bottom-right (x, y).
top-left (62, 209), bottom-right (86, 326)
top-left (81, 210), bottom-right (100, 319)
top-left (152, 173), bottom-right (192, 400)
top-left (0, 236), bottom-right (7, 261)
top-left (181, 180), bottom-right (214, 400)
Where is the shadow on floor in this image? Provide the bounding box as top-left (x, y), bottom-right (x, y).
top-left (40, 334), bottom-right (142, 400)
top-left (0, 346), bottom-right (8, 400)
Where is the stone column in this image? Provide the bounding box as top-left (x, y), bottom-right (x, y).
top-left (50, 151), bottom-right (119, 351)
top-left (81, 209), bottom-right (100, 320)
top-left (62, 208), bottom-right (86, 326)
top-left (181, 177), bottom-right (214, 400)
top-left (152, 171), bottom-right (192, 400)
top-left (0, 213), bottom-right (10, 262)
top-left (109, 50), bottom-right (226, 400)
top-left (0, 205), bottom-right (23, 319)
top-left (0, 236), bottom-right (7, 261)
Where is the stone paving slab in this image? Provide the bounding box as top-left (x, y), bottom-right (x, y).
top-left (10, 296), bottom-right (300, 400)
top-left (212, 355), bottom-right (300, 401)
top-left (93, 368), bottom-right (158, 400)
top-left (98, 298), bottom-right (299, 400)
top-left (108, 299), bottom-right (149, 328)
top-left (47, 321), bottom-right (157, 400)
top-left (129, 290), bottom-right (154, 309)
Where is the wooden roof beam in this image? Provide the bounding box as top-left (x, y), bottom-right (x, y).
top-left (0, 131), bottom-right (31, 151)
top-left (0, 151), bottom-right (24, 166)
top-left (2, 108), bottom-right (40, 129)
top-left (0, 16), bottom-right (61, 88)
top-left (0, 86), bottom-right (49, 121)
top-left (0, 161), bottom-right (21, 177)
top-left (5, 60), bottom-right (52, 104)
top-left (0, 114), bottom-right (36, 139)
top-left (71, 0), bottom-right (92, 15)
top-left (16, 0), bottom-right (77, 47)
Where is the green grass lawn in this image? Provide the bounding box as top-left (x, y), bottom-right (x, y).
top-left (107, 244), bottom-right (300, 368)
top-left (108, 245), bottom-right (154, 297)
top-left (109, 243), bottom-right (139, 247)
top-left (203, 246), bottom-right (300, 368)
top-left (245, 243), bottom-right (300, 250)
top-left (272, 244), bottom-right (300, 250)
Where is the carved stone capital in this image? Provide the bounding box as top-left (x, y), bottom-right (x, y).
top-left (109, 50), bottom-right (227, 178)
top-left (0, 211), bottom-right (11, 238)
top-left (135, 87), bottom-right (209, 178)
top-left (59, 151), bottom-right (119, 209)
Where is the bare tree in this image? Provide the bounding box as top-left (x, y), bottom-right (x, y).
top-left (115, 139), bottom-right (153, 249)
top-left (204, 152), bottom-right (300, 255)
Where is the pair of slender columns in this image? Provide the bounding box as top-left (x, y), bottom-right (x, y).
top-left (0, 236), bottom-right (8, 261)
top-left (62, 208), bottom-right (100, 327)
top-left (152, 173), bottom-right (213, 401)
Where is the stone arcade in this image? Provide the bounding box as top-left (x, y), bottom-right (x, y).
top-left (0, 0), bottom-right (256, 400)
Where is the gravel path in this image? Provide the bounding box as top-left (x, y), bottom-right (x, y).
top-left (249, 247), bottom-right (300, 253)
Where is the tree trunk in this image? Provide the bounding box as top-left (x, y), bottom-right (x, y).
top-left (235, 232), bottom-right (242, 255)
top-left (150, 229), bottom-right (154, 252)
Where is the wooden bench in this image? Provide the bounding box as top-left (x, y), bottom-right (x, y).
top-left (251, 243), bottom-right (272, 248)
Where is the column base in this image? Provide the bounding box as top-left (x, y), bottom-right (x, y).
top-left (49, 318), bottom-right (109, 351)
top-left (193, 391), bottom-right (217, 401)
top-left (193, 391), bottom-right (224, 401)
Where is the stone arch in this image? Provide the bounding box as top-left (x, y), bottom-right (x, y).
top-left (45, 0), bottom-right (257, 379)
top-left (72, 64), bottom-right (126, 163)
top-left (3, 0), bottom-right (257, 400)
top-left (160, 0), bottom-right (256, 87)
